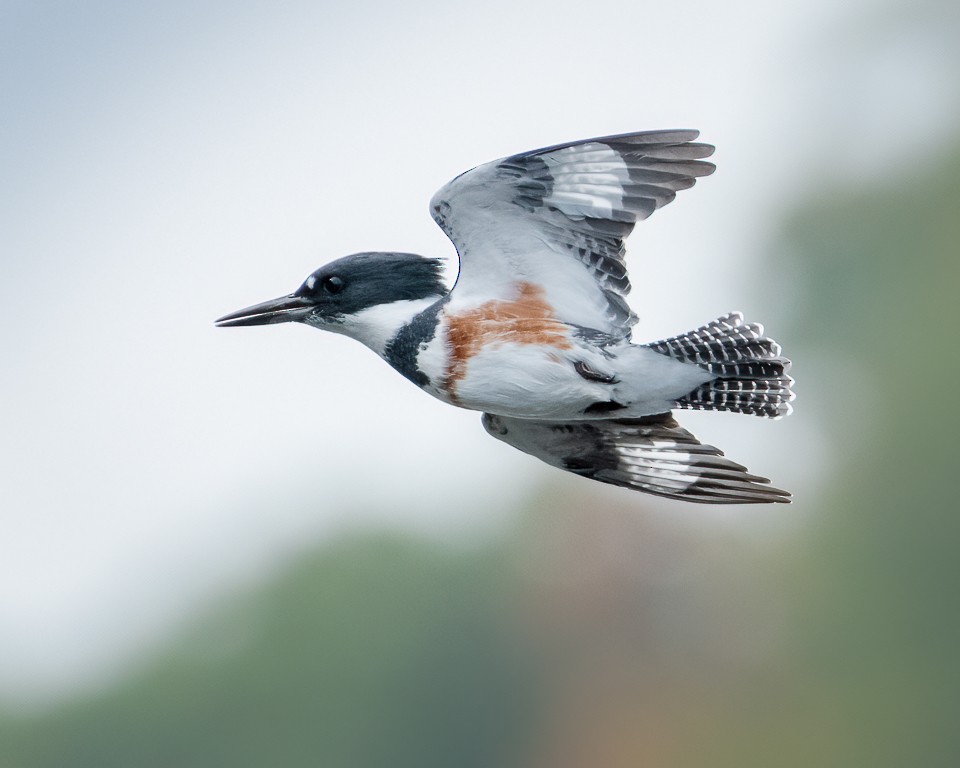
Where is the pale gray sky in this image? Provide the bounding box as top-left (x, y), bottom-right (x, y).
top-left (2, 0), bottom-right (953, 706)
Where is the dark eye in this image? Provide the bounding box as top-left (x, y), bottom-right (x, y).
top-left (322, 275), bottom-right (345, 294)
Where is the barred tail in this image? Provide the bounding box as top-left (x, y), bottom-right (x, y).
top-left (646, 312), bottom-right (795, 419)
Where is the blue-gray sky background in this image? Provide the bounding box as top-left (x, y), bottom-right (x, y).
top-left (1, 0), bottom-right (956, 709)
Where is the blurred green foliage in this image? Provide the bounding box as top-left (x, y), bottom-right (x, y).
top-left (733, 140), bottom-right (960, 767)
top-left (0, 537), bottom-right (540, 768)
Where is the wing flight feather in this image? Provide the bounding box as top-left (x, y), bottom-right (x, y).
top-left (482, 411), bottom-right (790, 504)
top-left (431, 130), bottom-right (715, 338)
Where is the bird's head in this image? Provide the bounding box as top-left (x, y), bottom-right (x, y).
top-left (216, 252), bottom-right (447, 353)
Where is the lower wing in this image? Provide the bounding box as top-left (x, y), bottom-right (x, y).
top-left (482, 412), bottom-right (790, 504)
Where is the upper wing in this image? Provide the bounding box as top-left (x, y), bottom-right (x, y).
top-left (482, 412), bottom-right (790, 504)
top-left (431, 130), bottom-right (715, 340)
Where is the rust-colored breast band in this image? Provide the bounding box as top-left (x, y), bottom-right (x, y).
top-left (442, 282), bottom-right (571, 402)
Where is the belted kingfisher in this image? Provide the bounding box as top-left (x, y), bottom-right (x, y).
top-left (217, 130), bottom-right (794, 503)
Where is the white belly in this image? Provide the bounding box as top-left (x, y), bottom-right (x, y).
top-left (438, 342), bottom-right (611, 419)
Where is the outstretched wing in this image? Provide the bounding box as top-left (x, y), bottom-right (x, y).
top-left (482, 412), bottom-right (790, 504)
top-left (431, 130), bottom-right (715, 340)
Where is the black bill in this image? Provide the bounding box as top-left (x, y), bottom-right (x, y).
top-left (215, 295), bottom-right (315, 327)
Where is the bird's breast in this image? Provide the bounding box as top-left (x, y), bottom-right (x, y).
top-left (425, 282), bottom-right (580, 409)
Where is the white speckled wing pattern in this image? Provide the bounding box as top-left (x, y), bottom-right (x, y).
top-left (482, 412), bottom-right (790, 504)
top-left (645, 312), bottom-right (795, 418)
top-left (431, 130), bottom-right (715, 339)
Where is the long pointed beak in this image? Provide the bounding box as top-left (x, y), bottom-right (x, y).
top-left (215, 294), bottom-right (315, 327)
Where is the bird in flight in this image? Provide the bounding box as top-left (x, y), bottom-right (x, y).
top-left (217, 130), bottom-right (794, 503)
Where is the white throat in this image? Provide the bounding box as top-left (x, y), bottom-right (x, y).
top-left (336, 297), bottom-right (440, 356)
